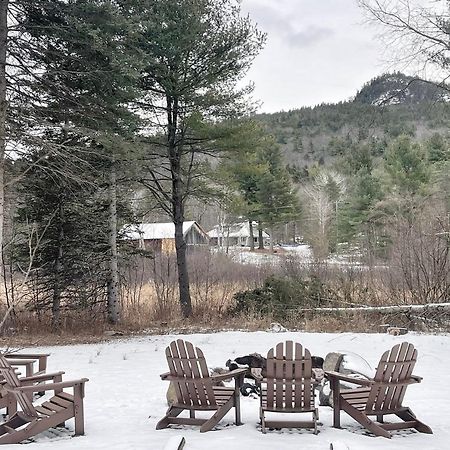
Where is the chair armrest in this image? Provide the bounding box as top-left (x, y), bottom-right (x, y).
top-left (160, 372), bottom-right (170, 380)
top-left (211, 368), bottom-right (247, 382)
top-left (325, 371), bottom-right (373, 386)
top-left (6, 354), bottom-right (49, 372)
top-left (5, 353), bottom-right (50, 360)
top-left (4, 359), bottom-right (36, 366)
top-left (19, 371), bottom-right (64, 384)
top-left (410, 374), bottom-right (422, 383)
top-left (5, 378), bottom-right (89, 393)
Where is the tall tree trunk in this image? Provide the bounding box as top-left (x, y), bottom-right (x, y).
top-left (51, 204), bottom-right (64, 331)
top-left (173, 209), bottom-right (192, 318)
top-left (258, 221), bottom-right (264, 249)
top-left (168, 96), bottom-right (192, 318)
top-left (107, 162), bottom-right (120, 324)
top-left (0, 0), bottom-right (8, 274)
top-left (269, 225), bottom-right (274, 252)
top-left (248, 220), bottom-right (255, 251)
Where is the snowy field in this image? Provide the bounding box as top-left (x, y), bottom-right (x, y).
top-left (2, 331), bottom-right (450, 449)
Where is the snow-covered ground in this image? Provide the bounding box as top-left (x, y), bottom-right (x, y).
top-left (229, 244), bottom-right (313, 265)
top-left (3, 331), bottom-right (449, 449)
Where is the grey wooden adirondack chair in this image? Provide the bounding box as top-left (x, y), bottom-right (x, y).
top-left (156, 339), bottom-right (247, 433)
top-left (0, 355), bottom-right (88, 444)
top-left (326, 342), bottom-right (432, 438)
top-left (259, 341), bottom-right (318, 434)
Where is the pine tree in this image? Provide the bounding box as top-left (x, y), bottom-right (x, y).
top-left (384, 135), bottom-right (430, 196)
top-left (11, 0), bottom-right (141, 327)
top-left (121, 0), bottom-right (265, 317)
top-left (256, 141), bottom-right (298, 252)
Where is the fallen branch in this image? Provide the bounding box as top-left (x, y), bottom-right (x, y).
top-left (299, 302), bottom-right (450, 314)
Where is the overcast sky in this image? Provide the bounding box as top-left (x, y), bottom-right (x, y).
top-left (241, 0), bottom-right (387, 113)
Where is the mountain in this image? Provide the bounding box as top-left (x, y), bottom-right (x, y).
top-left (255, 73), bottom-right (450, 175)
top-left (354, 73), bottom-right (449, 106)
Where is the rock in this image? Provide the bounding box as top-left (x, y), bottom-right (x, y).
top-left (163, 436), bottom-right (185, 450)
top-left (387, 326), bottom-right (408, 336)
top-left (268, 322), bottom-right (287, 332)
top-left (323, 352), bottom-right (345, 372)
top-left (166, 368), bottom-right (225, 406)
top-left (166, 382), bottom-right (177, 406)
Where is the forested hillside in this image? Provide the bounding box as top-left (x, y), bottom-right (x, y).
top-left (256, 73), bottom-right (450, 176)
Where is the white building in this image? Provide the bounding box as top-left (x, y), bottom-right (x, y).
top-left (208, 221), bottom-right (270, 247)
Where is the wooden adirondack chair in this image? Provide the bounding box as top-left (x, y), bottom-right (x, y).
top-left (0, 356), bottom-right (88, 444)
top-left (1, 353), bottom-right (51, 416)
top-left (326, 342), bottom-right (432, 438)
top-left (259, 341), bottom-right (318, 434)
top-left (156, 339), bottom-right (247, 433)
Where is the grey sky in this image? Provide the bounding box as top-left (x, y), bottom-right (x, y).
top-left (241, 0), bottom-right (386, 112)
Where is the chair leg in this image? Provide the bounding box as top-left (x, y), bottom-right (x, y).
top-left (73, 385), bottom-right (85, 436)
top-left (341, 401), bottom-right (391, 438)
top-left (156, 406), bottom-right (184, 430)
top-left (234, 373), bottom-right (244, 426)
top-left (313, 408), bottom-right (319, 435)
top-left (396, 408), bottom-right (432, 434)
top-left (330, 377), bottom-right (341, 428)
top-left (200, 398), bottom-right (234, 433)
top-left (260, 407), bottom-right (266, 434)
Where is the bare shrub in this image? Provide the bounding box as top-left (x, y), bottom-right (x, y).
top-left (188, 247), bottom-right (273, 319)
top-left (383, 209), bottom-right (450, 305)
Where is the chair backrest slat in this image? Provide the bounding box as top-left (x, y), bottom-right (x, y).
top-left (0, 355), bottom-right (38, 418)
top-left (185, 341), bottom-right (210, 406)
top-left (284, 341), bottom-right (294, 410)
top-left (166, 340), bottom-right (216, 407)
top-left (265, 341), bottom-right (314, 411)
top-left (366, 342), bottom-right (418, 412)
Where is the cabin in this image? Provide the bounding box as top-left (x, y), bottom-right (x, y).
top-left (208, 221), bottom-right (270, 247)
top-left (123, 221), bottom-right (209, 254)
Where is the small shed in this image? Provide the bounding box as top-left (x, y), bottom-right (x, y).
top-left (208, 221), bottom-right (270, 247)
top-left (123, 221), bottom-right (209, 254)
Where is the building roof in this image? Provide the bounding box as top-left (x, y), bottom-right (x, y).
top-left (123, 221), bottom-right (202, 240)
top-left (207, 221), bottom-right (270, 238)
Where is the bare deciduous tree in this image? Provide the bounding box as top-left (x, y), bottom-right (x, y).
top-left (359, 0), bottom-right (450, 84)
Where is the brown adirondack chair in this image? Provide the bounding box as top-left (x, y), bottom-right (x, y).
top-left (0, 353), bottom-right (50, 415)
top-left (0, 355), bottom-right (88, 444)
top-left (326, 342), bottom-right (432, 438)
top-left (156, 339), bottom-right (247, 433)
top-left (259, 341), bottom-right (318, 434)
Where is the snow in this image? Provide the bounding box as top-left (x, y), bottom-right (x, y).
top-left (227, 244), bottom-right (313, 265)
top-left (122, 221), bottom-right (197, 240)
top-left (3, 331), bottom-right (450, 449)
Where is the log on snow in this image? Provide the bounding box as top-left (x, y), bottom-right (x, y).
top-left (300, 302), bottom-right (450, 314)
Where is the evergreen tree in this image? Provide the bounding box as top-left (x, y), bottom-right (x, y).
top-left (11, 0), bottom-right (141, 327)
top-left (384, 135), bottom-right (430, 196)
top-left (122, 0), bottom-right (265, 317)
top-left (256, 141), bottom-right (298, 251)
